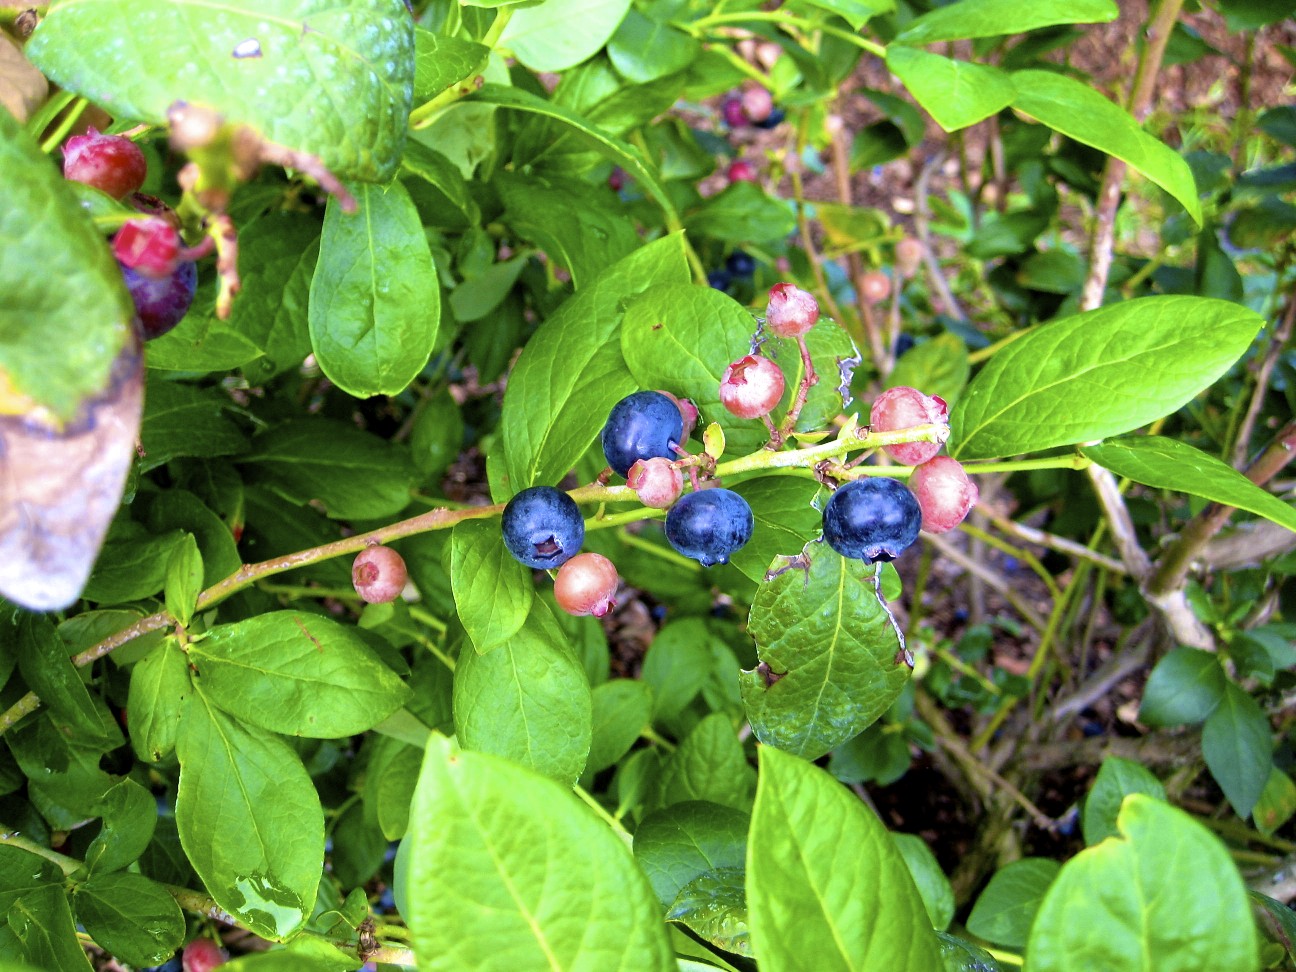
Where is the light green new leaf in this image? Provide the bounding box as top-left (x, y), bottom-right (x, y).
top-left (950, 296), bottom-right (1263, 459)
top-left (1027, 795), bottom-right (1258, 971)
top-left (501, 0), bottom-right (632, 71)
top-left (1202, 682), bottom-right (1272, 820)
top-left (176, 692), bottom-right (323, 940)
top-left (406, 735), bottom-right (675, 972)
top-left (633, 801), bottom-right (749, 910)
top-left (893, 834), bottom-right (954, 931)
top-left (588, 679), bottom-right (653, 774)
top-left (1082, 757), bottom-right (1165, 846)
top-left (189, 611), bottom-right (411, 737)
top-left (73, 872), bottom-right (184, 968)
top-left (1081, 436), bottom-right (1296, 531)
top-left (740, 544), bottom-right (910, 760)
top-left (128, 639), bottom-right (192, 762)
top-left (654, 713), bottom-right (755, 813)
top-left (748, 747), bottom-right (941, 971)
top-left (1012, 70), bottom-right (1201, 224)
top-left (451, 519), bottom-right (533, 653)
top-left (607, 10), bottom-right (698, 83)
top-left (896, 0), bottom-right (1117, 44)
top-left (84, 778), bottom-right (157, 874)
top-left (8, 885), bottom-right (93, 972)
top-left (453, 602), bottom-right (592, 785)
top-left (886, 47), bottom-right (1014, 132)
top-left (413, 28), bottom-right (488, 103)
top-left (966, 858), bottom-right (1058, 948)
top-left (309, 182), bottom-right (440, 397)
top-left (27, 0), bottom-right (414, 183)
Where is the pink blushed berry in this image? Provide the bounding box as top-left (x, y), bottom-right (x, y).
top-left (113, 217), bottom-right (181, 277)
top-left (860, 271), bottom-right (890, 305)
top-left (656, 390), bottom-right (699, 442)
top-left (351, 546), bottom-right (408, 604)
top-left (627, 457), bottom-right (684, 509)
top-left (765, 283), bottom-right (819, 338)
top-left (741, 86), bottom-right (774, 123)
top-left (62, 128), bottom-right (147, 199)
top-left (721, 96), bottom-right (748, 128)
top-left (727, 159), bottom-right (758, 184)
top-left (554, 553), bottom-right (619, 618)
top-left (895, 237), bottom-right (923, 277)
top-left (911, 457), bottom-right (979, 533)
top-left (183, 938), bottom-right (228, 972)
top-left (870, 386), bottom-right (949, 466)
top-left (720, 354), bottom-right (785, 420)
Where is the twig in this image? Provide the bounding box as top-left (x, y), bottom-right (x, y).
top-left (1234, 295), bottom-right (1295, 467)
top-left (979, 507), bottom-right (1129, 575)
top-left (913, 152), bottom-right (965, 322)
top-left (923, 533), bottom-right (1048, 633)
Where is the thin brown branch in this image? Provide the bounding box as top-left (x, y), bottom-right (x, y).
top-left (1234, 295), bottom-right (1295, 467)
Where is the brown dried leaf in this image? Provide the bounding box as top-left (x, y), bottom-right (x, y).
top-left (0, 33), bottom-right (47, 123)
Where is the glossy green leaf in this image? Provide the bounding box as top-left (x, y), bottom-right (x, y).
top-left (683, 182), bottom-right (797, 244)
top-left (500, 0), bottom-right (632, 72)
top-left (402, 140), bottom-right (481, 228)
top-left (936, 933), bottom-right (1003, 971)
top-left (176, 692), bottom-right (323, 940)
top-left (893, 833), bottom-right (953, 931)
top-left (16, 616), bottom-right (110, 743)
top-left (966, 857), bottom-right (1059, 948)
top-left (740, 544), bottom-right (910, 760)
top-left (728, 478), bottom-right (823, 584)
top-left (128, 639), bottom-right (192, 763)
top-left (1082, 757), bottom-right (1165, 846)
top-left (1012, 70), bottom-right (1201, 224)
top-left (27, 0), bottom-right (414, 183)
top-left (748, 746), bottom-right (941, 971)
top-left (1081, 436), bottom-right (1296, 531)
top-left (189, 611), bottom-right (411, 737)
top-left (73, 871), bottom-right (184, 968)
top-left (145, 489), bottom-right (242, 589)
top-left (1254, 767), bottom-right (1296, 838)
top-left (453, 602), bottom-right (592, 784)
top-left (667, 868), bottom-right (750, 956)
top-left (1251, 890), bottom-right (1296, 962)
top-left (641, 618), bottom-right (713, 723)
top-left (84, 778), bottom-right (157, 874)
top-left (82, 526), bottom-right (186, 603)
top-left (0, 107), bottom-right (134, 421)
top-left (8, 885), bottom-right (92, 972)
top-left (950, 296), bottom-right (1263, 459)
top-left (406, 735), bottom-right (675, 972)
top-left (886, 47), bottom-right (1015, 132)
top-left (241, 419), bottom-right (416, 519)
top-left (164, 533), bottom-right (203, 627)
top-left (1028, 795), bottom-right (1257, 971)
top-left (607, 10), bottom-right (698, 83)
top-left (499, 234), bottom-right (689, 494)
top-left (414, 28), bottom-right (488, 102)
top-left (788, 0), bottom-right (889, 30)
top-left (450, 520), bottom-right (533, 653)
top-left (654, 713), bottom-right (755, 813)
top-left (896, 0), bottom-right (1117, 44)
top-left (1138, 647), bottom-right (1226, 727)
top-left (309, 182), bottom-right (440, 397)
top-left (1202, 682), bottom-right (1272, 820)
top-left (633, 801), bottom-right (749, 910)
top-left (0, 847), bottom-right (64, 915)
top-left (766, 318), bottom-right (861, 436)
top-left (588, 679), bottom-right (653, 774)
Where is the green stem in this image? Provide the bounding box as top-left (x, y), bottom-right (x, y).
top-left (39, 97), bottom-right (89, 154)
top-left (686, 11), bottom-right (886, 57)
top-left (408, 9), bottom-right (514, 129)
top-left (962, 454), bottom-right (1091, 475)
top-left (0, 827), bottom-right (82, 877)
top-left (574, 785), bottom-right (633, 845)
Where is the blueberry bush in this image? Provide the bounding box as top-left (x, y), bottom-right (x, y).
top-left (1, 0), bottom-right (1294, 969)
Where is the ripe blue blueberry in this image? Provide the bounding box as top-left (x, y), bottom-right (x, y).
top-left (707, 268), bottom-right (733, 291)
top-left (502, 486), bottom-right (585, 569)
top-left (121, 259), bottom-right (197, 339)
top-left (601, 391), bottom-right (685, 477)
top-left (726, 250), bottom-right (756, 277)
top-left (665, 488), bottom-right (753, 567)
top-left (822, 478), bottom-right (921, 563)
top-left (755, 107), bottom-right (786, 129)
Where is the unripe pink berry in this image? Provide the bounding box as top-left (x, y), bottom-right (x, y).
top-left (627, 457), bottom-right (684, 509)
top-left (722, 97), bottom-right (747, 128)
top-left (656, 390), bottom-right (698, 442)
top-left (608, 167), bottom-right (625, 192)
top-left (554, 552), bottom-right (619, 618)
top-left (895, 237), bottom-right (922, 278)
top-left (183, 938), bottom-right (228, 972)
top-left (870, 386), bottom-right (949, 466)
top-left (351, 546), bottom-right (408, 604)
top-left (727, 159), bottom-right (758, 184)
top-left (860, 271), bottom-right (890, 305)
top-left (911, 457), bottom-right (979, 533)
top-left (62, 128), bottom-right (147, 199)
top-left (113, 218), bottom-right (181, 277)
top-left (765, 283), bottom-right (819, 337)
top-left (720, 354), bottom-right (786, 419)
top-left (741, 86), bottom-right (774, 123)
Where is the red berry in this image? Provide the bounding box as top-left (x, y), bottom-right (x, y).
top-left (608, 167), bottom-right (625, 191)
top-left (741, 86), bottom-right (774, 124)
top-left (870, 386), bottom-right (949, 466)
top-left (911, 457), bottom-right (979, 533)
top-left (722, 96), bottom-right (748, 128)
top-left (895, 237), bottom-right (922, 278)
top-left (765, 283), bottom-right (819, 338)
top-left (726, 159), bottom-right (758, 184)
top-left (554, 552), bottom-right (619, 618)
top-left (113, 217), bottom-right (181, 277)
top-left (62, 128), bottom-right (147, 199)
top-left (720, 354), bottom-right (785, 419)
top-left (860, 271), bottom-right (890, 305)
top-left (183, 938), bottom-right (227, 972)
top-left (351, 546), bottom-right (408, 604)
top-left (627, 457), bottom-right (683, 509)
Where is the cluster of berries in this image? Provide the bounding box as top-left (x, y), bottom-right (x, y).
top-left (60, 128), bottom-right (197, 339)
top-left (721, 87), bottom-right (785, 130)
top-left (708, 249), bottom-right (757, 293)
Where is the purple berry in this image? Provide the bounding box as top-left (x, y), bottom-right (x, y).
top-left (121, 259), bottom-right (197, 340)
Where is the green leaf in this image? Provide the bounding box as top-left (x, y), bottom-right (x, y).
top-left (607, 10), bottom-right (698, 83)
top-left (633, 801), bottom-right (749, 910)
top-left (0, 108), bottom-right (134, 422)
top-left (189, 611), bottom-right (411, 737)
top-left (309, 182), bottom-right (440, 397)
top-left (1012, 70), bottom-right (1202, 224)
top-left (73, 871), bottom-right (184, 968)
top-left (684, 182), bottom-right (797, 244)
top-left (128, 639), bottom-right (192, 762)
top-left (896, 0), bottom-right (1117, 44)
top-left (1082, 757), bottom-right (1165, 846)
top-left (402, 140), bottom-right (481, 228)
top-left (937, 932), bottom-right (1003, 971)
top-left (966, 858), bottom-right (1059, 948)
top-left (788, 0), bottom-right (889, 30)
top-left (740, 544), bottom-right (910, 760)
top-left (452, 602), bottom-right (593, 785)
top-left (16, 616), bottom-right (110, 744)
top-left (242, 419), bottom-right (416, 519)
top-left (747, 746), bottom-right (941, 971)
top-left (885, 48), bottom-right (1015, 132)
top-left (0, 846), bottom-right (64, 915)
top-left (1202, 683), bottom-right (1272, 820)
top-left (500, 0), bottom-right (632, 72)
top-left (1081, 436), bottom-right (1296, 531)
top-left (164, 533), bottom-right (203, 627)
top-left (1251, 890), bottom-right (1296, 962)
top-left (145, 489), bottom-right (242, 589)
top-left (450, 520), bottom-right (534, 653)
top-left (1027, 795), bottom-right (1258, 970)
top-left (886, 333), bottom-right (971, 410)
top-left (728, 478), bottom-right (823, 585)
top-left (667, 868), bottom-right (750, 957)
top-left (406, 735), bottom-right (675, 972)
top-left (8, 885), bottom-right (92, 972)
top-left (588, 679), bottom-right (653, 774)
top-left (176, 692), bottom-right (323, 940)
top-left (893, 833), bottom-right (954, 931)
top-left (1253, 767), bottom-right (1296, 839)
top-left (654, 713), bottom-right (755, 813)
top-left (1138, 647), bottom-right (1226, 727)
top-left (84, 778), bottom-right (157, 874)
top-left (641, 618), bottom-right (713, 724)
top-left (949, 296), bottom-right (1264, 459)
top-left (414, 28), bottom-right (488, 103)
top-left (499, 234), bottom-right (690, 494)
top-left (27, 0), bottom-right (414, 183)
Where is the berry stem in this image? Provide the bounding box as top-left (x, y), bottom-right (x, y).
top-left (773, 334), bottom-right (819, 444)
